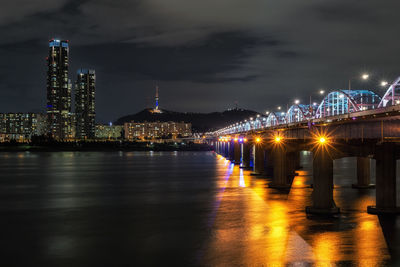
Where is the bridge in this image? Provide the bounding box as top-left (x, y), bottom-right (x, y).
top-left (210, 76), bottom-right (400, 215)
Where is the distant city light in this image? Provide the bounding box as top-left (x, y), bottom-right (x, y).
top-left (362, 73), bottom-right (369, 80)
top-left (294, 99), bottom-right (300, 104)
top-left (277, 106), bottom-right (281, 110)
top-left (381, 81), bottom-right (388, 86)
top-left (319, 90), bottom-right (325, 95)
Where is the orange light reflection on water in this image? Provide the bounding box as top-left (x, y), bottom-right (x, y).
top-left (203, 155), bottom-right (390, 266)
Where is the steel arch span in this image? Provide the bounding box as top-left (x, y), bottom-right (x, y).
top-left (266, 112), bottom-right (286, 127)
top-left (286, 104), bottom-right (314, 123)
top-left (378, 77), bottom-right (400, 108)
top-left (315, 90), bottom-right (381, 118)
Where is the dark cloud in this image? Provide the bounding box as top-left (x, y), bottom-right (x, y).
top-left (0, 0), bottom-right (400, 122)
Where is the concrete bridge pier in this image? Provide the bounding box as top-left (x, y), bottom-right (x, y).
top-left (251, 144), bottom-right (265, 176)
top-left (216, 141), bottom-right (222, 154)
top-left (223, 142), bottom-right (229, 158)
top-left (240, 142), bottom-right (251, 169)
top-left (269, 146), bottom-right (291, 188)
top-left (287, 151), bottom-right (299, 177)
top-left (368, 142), bottom-right (400, 214)
top-left (228, 141), bottom-right (235, 160)
top-left (295, 151), bottom-right (302, 169)
top-left (233, 141), bottom-right (241, 165)
top-left (264, 149), bottom-right (274, 176)
top-left (306, 149), bottom-right (340, 214)
top-left (352, 157), bottom-right (375, 189)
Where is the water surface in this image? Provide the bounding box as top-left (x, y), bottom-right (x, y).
top-left (0, 151), bottom-right (399, 266)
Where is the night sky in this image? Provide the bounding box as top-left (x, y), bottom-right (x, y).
top-left (1, 0), bottom-right (400, 123)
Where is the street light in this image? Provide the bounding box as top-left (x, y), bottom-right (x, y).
top-left (277, 106), bottom-right (281, 110)
top-left (348, 73), bottom-right (369, 90)
top-left (294, 99), bottom-right (300, 105)
top-left (381, 81), bottom-right (388, 87)
top-left (319, 90), bottom-right (325, 95)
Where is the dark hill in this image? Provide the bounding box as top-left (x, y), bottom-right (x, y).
top-left (114, 108), bottom-right (260, 132)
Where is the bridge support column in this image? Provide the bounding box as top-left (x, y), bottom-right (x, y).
top-left (223, 142), bottom-right (229, 158)
top-left (228, 141), bottom-right (235, 160)
top-left (251, 144), bottom-right (265, 175)
top-left (306, 150), bottom-right (340, 215)
top-left (368, 142), bottom-right (400, 214)
top-left (216, 141), bottom-right (221, 154)
top-left (241, 142), bottom-right (251, 169)
top-left (264, 149), bottom-right (274, 176)
top-left (287, 151), bottom-right (299, 177)
top-left (269, 146), bottom-right (291, 188)
top-left (352, 157), bottom-right (375, 189)
top-left (295, 151), bottom-right (302, 169)
top-left (233, 141), bottom-right (241, 165)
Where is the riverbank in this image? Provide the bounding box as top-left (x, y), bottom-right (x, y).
top-left (0, 141), bottom-right (213, 152)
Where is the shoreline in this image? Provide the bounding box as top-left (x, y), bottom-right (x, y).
top-left (0, 142), bottom-right (213, 152)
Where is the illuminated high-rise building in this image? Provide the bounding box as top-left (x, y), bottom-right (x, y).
top-left (46, 39), bottom-right (71, 139)
top-left (75, 69), bottom-right (96, 139)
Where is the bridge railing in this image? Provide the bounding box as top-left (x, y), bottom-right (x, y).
top-left (213, 103), bottom-right (400, 136)
top-left (212, 77), bottom-right (400, 136)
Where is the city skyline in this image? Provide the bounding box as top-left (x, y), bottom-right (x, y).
top-left (1, 1), bottom-right (400, 123)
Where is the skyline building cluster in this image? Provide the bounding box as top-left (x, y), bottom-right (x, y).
top-left (46, 39), bottom-right (96, 140)
top-left (0, 38), bottom-right (193, 142)
top-left (124, 121), bottom-right (192, 141)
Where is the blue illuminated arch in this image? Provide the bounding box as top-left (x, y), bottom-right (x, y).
top-left (286, 104), bottom-right (314, 123)
top-left (378, 77), bottom-right (400, 108)
top-left (266, 112), bottom-right (286, 126)
top-left (315, 89), bottom-right (381, 118)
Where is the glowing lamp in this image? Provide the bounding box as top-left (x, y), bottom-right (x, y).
top-left (255, 137), bottom-right (261, 143)
top-left (319, 137), bottom-right (327, 144)
top-left (244, 138), bottom-right (248, 142)
top-left (239, 138), bottom-right (243, 143)
top-left (234, 138), bottom-right (238, 142)
top-left (274, 136), bottom-right (281, 143)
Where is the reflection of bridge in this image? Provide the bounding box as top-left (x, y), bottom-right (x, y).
top-left (210, 77), bottom-right (400, 215)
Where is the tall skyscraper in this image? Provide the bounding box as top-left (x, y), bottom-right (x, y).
top-left (75, 69), bottom-right (96, 139)
top-left (46, 39), bottom-right (71, 139)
